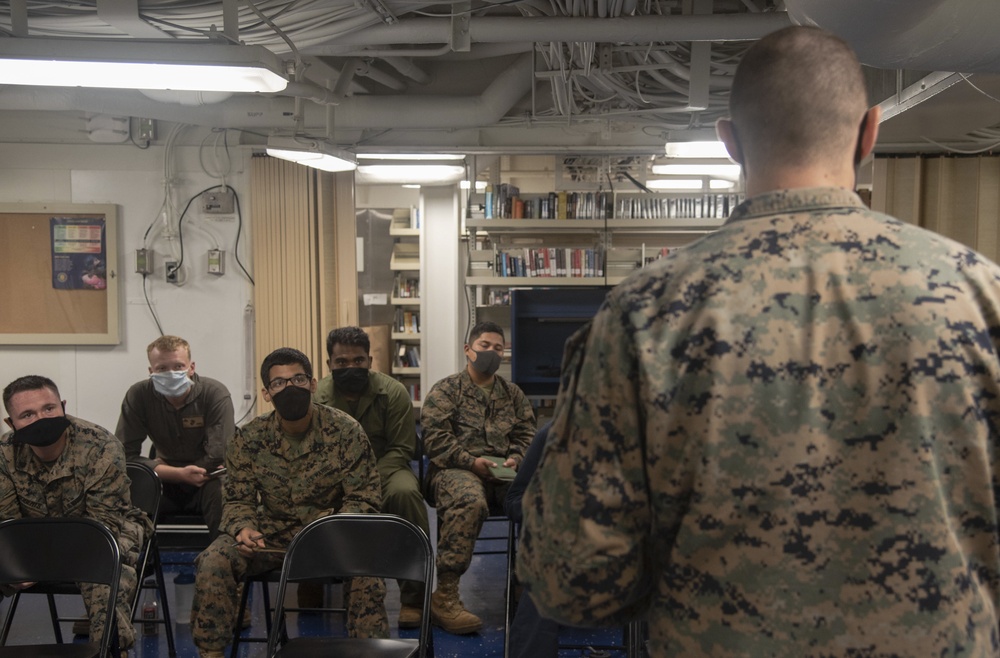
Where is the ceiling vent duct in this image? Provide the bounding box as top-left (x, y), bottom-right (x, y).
top-left (786, 0), bottom-right (1000, 72)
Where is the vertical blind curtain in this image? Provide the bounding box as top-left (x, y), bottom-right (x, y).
top-left (872, 155), bottom-right (1000, 264)
top-left (250, 155), bottom-right (329, 414)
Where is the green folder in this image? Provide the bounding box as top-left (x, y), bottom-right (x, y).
top-left (483, 455), bottom-right (517, 481)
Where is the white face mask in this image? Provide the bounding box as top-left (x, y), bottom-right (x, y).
top-left (151, 370), bottom-right (193, 398)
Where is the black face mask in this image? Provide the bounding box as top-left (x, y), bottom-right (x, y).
top-left (12, 416), bottom-right (71, 447)
top-left (332, 367), bottom-right (369, 394)
top-left (470, 349), bottom-right (501, 376)
top-left (270, 385), bottom-right (312, 422)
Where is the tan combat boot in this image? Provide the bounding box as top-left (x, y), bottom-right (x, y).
top-left (430, 573), bottom-right (482, 634)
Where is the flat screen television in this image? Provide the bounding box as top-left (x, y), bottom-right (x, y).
top-left (510, 287), bottom-right (610, 396)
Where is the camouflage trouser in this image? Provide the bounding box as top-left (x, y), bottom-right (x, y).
top-left (191, 534), bottom-right (388, 651)
top-left (383, 467), bottom-right (431, 607)
top-left (429, 468), bottom-right (510, 576)
top-left (79, 561), bottom-right (138, 650)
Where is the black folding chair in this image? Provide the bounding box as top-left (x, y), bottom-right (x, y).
top-left (266, 513), bottom-right (434, 658)
top-left (125, 462), bottom-right (176, 657)
top-left (0, 517), bottom-right (122, 658)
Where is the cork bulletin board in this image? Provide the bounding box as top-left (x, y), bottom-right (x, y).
top-left (0, 203), bottom-right (120, 345)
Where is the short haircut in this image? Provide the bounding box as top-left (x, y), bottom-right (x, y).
top-left (469, 321), bottom-right (505, 344)
top-left (728, 25), bottom-right (868, 169)
top-left (147, 335), bottom-right (192, 359)
top-left (326, 326), bottom-right (370, 357)
top-left (260, 347), bottom-right (313, 387)
top-left (3, 375), bottom-right (61, 415)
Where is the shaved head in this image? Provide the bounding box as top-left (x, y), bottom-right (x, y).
top-left (728, 26), bottom-right (869, 171)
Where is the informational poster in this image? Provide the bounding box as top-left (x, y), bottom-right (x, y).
top-left (50, 217), bottom-right (107, 290)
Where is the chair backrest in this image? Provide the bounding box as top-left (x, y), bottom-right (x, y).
top-left (268, 513), bottom-right (433, 657)
top-left (283, 513), bottom-right (432, 584)
top-left (126, 462), bottom-right (162, 525)
top-left (0, 517), bottom-right (122, 656)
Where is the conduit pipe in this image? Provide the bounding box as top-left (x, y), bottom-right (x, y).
top-left (383, 57), bottom-right (431, 84)
top-left (302, 12), bottom-right (791, 53)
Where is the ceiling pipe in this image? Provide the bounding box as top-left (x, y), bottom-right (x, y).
top-left (302, 12), bottom-right (791, 53)
top-left (0, 53), bottom-right (534, 130)
top-left (352, 60), bottom-right (408, 90)
top-left (382, 57), bottom-right (430, 84)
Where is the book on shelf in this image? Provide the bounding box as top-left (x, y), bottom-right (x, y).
top-left (479, 188), bottom-right (614, 220)
top-left (408, 383), bottom-right (420, 402)
top-left (393, 273), bottom-right (419, 298)
top-left (491, 246), bottom-right (603, 278)
top-left (615, 193), bottom-right (743, 220)
top-left (394, 307), bottom-right (422, 333)
top-left (395, 344), bottom-right (422, 368)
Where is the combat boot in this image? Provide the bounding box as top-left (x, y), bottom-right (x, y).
top-left (430, 573), bottom-right (482, 634)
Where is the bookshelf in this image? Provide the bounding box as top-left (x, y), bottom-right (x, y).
top-left (389, 207), bottom-right (423, 408)
top-left (465, 189), bottom-right (734, 418)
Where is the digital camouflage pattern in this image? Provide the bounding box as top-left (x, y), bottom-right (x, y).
top-left (519, 188), bottom-right (1000, 657)
top-left (422, 369), bottom-right (534, 573)
top-left (0, 416), bottom-right (152, 650)
top-left (191, 403), bottom-right (387, 650)
top-left (315, 369), bottom-right (429, 606)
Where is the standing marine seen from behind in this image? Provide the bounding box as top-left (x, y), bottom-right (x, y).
top-left (520, 25), bottom-right (1000, 657)
top-left (422, 320), bottom-right (535, 634)
top-left (191, 347), bottom-right (387, 658)
top-left (315, 325), bottom-right (430, 628)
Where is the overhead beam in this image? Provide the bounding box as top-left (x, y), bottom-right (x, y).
top-left (877, 71), bottom-right (964, 122)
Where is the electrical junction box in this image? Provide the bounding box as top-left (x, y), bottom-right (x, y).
top-left (203, 189), bottom-right (235, 214)
top-left (166, 260), bottom-right (179, 284)
top-left (135, 248), bottom-right (152, 275)
top-left (208, 249), bottom-right (225, 275)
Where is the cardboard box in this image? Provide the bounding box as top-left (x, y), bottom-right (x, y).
top-left (361, 324), bottom-right (392, 374)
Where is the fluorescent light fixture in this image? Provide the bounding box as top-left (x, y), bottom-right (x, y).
top-left (460, 180), bottom-right (489, 191)
top-left (402, 184), bottom-right (422, 189)
top-left (651, 163), bottom-right (742, 179)
top-left (647, 179), bottom-right (704, 191)
top-left (356, 164), bottom-right (465, 185)
top-left (358, 153), bottom-right (465, 161)
top-left (0, 38), bottom-right (288, 92)
top-left (664, 141), bottom-right (731, 158)
top-left (266, 136), bottom-right (357, 172)
top-left (710, 179), bottom-right (735, 190)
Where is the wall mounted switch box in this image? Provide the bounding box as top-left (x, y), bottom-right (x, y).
top-left (203, 189), bottom-right (235, 214)
top-left (207, 249), bottom-right (225, 275)
top-left (135, 248), bottom-right (152, 274)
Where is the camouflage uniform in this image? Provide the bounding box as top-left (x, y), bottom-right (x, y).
top-left (316, 369), bottom-right (429, 606)
top-left (0, 416), bottom-right (152, 650)
top-left (422, 370), bottom-right (534, 576)
top-left (116, 373), bottom-right (235, 539)
top-left (519, 187), bottom-right (1000, 656)
top-left (191, 403), bottom-right (387, 650)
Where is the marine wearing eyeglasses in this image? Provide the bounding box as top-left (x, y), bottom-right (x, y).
top-left (190, 347), bottom-right (388, 658)
top-left (314, 326), bottom-right (429, 629)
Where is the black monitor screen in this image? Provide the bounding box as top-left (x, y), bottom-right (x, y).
top-left (510, 287), bottom-right (609, 396)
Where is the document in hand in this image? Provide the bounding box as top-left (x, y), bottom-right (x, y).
top-left (483, 455), bottom-right (517, 481)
